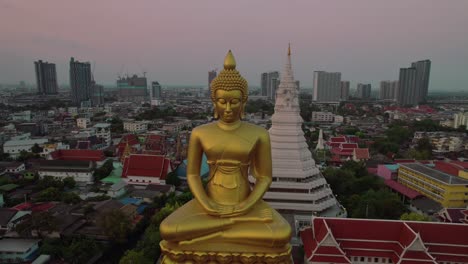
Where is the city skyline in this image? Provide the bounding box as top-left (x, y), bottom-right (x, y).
top-left (1, 0), bottom-right (468, 91)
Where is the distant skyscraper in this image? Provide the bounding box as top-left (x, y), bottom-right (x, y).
top-left (379, 81), bottom-right (398, 100)
top-left (261, 72), bottom-right (268, 96)
top-left (397, 60), bottom-right (431, 106)
top-left (261, 71), bottom-right (280, 101)
top-left (340, 81), bottom-right (350, 100)
top-left (208, 70), bottom-right (217, 89)
top-left (35, 60), bottom-right (58, 95)
top-left (151, 81), bottom-right (162, 99)
top-left (397, 67), bottom-right (417, 106)
top-left (70, 57), bottom-right (92, 106)
top-left (412, 60), bottom-right (431, 104)
top-left (313, 71), bottom-right (341, 102)
top-left (90, 82), bottom-right (104, 106)
top-left (356, 83), bottom-right (371, 99)
top-left (295, 80), bottom-right (300, 91)
top-left (117, 74), bottom-right (148, 102)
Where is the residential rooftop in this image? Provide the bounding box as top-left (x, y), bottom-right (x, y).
top-left (401, 163), bottom-right (468, 185)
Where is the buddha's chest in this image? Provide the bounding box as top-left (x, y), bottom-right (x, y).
top-left (200, 132), bottom-right (257, 161)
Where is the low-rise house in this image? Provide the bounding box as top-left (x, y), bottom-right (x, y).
top-left (3, 138), bottom-right (48, 158)
top-left (38, 160), bottom-right (95, 183)
top-left (123, 121), bottom-right (148, 133)
top-left (0, 238), bottom-right (40, 263)
top-left (0, 162), bottom-right (25, 173)
top-left (122, 154), bottom-right (171, 186)
top-left (0, 208), bottom-right (17, 235)
top-left (48, 149), bottom-right (107, 166)
top-left (107, 181), bottom-right (127, 198)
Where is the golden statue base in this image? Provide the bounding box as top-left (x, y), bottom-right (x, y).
top-left (160, 240), bottom-right (292, 264)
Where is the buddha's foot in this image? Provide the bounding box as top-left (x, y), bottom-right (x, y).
top-left (178, 231), bottom-right (223, 246)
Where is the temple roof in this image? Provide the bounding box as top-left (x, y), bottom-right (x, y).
top-left (301, 217), bottom-right (468, 264)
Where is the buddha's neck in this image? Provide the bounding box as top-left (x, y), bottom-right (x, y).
top-left (216, 119), bottom-right (242, 131)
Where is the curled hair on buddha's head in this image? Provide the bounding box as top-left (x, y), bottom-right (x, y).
top-left (210, 50), bottom-right (249, 103)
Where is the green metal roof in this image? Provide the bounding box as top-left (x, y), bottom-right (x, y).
top-left (101, 162), bottom-right (123, 184)
top-left (0, 183), bottom-right (20, 192)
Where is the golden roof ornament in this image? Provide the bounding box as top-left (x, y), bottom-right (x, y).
top-left (210, 50), bottom-right (248, 102)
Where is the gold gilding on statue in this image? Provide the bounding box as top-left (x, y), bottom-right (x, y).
top-left (159, 50), bottom-right (292, 264)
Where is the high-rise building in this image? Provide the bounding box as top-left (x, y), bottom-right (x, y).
top-left (258, 47), bottom-right (342, 231)
top-left (356, 83), bottom-right (371, 99)
top-left (379, 80), bottom-right (398, 100)
top-left (35, 60), bottom-right (58, 95)
top-left (397, 60), bottom-right (431, 106)
top-left (260, 71), bottom-right (280, 101)
top-left (208, 70), bottom-right (217, 89)
top-left (412, 60), bottom-right (431, 104)
top-left (295, 80), bottom-right (300, 91)
top-left (340, 81), bottom-right (350, 100)
top-left (90, 83), bottom-right (104, 106)
top-left (313, 71), bottom-right (341, 102)
top-left (397, 67), bottom-right (417, 106)
top-left (151, 81), bottom-right (162, 99)
top-left (70, 57), bottom-right (92, 106)
top-left (117, 74), bottom-right (148, 102)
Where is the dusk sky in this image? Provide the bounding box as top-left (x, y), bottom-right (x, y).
top-left (1, 0), bottom-right (468, 91)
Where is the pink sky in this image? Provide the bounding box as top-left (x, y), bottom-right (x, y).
top-left (1, 0), bottom-right (467, 91)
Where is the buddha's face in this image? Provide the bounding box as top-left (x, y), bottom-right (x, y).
top-left (214, 89), bottom-right (244, 123)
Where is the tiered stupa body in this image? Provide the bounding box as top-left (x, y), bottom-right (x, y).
top-left (255, 47), bottom-right (342, 226)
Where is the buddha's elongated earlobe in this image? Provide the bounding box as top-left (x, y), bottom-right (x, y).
top-left (213, 104), bottom-right (219, 119)
top-left (240, 103), bottom-right (245, 119)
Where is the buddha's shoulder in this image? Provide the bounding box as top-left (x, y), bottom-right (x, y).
top-left (241, 122), bottom-right (269, 136)
top-left (191, 122), bottom-right (217, 135)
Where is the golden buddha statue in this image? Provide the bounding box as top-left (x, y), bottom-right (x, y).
top-left (159, 51), bottom-right (292, 264)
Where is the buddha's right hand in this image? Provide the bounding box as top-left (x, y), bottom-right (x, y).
top-left (202, 200), bottom-right (235, 217)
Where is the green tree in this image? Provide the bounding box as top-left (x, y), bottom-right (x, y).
top-left (386, 125), bottom-right (411, 145)
top-left (63, 177), bottom-right (76, 189)
top-left (31, 143), bottom-right (43, 154)
top-left (400, 212), bottom-right (431, 221)
top-left (62, 192), bottom-right (82, 204)
top-left (165, 171), bottom-right (181, 187)
top-left (15, 211), bottom-right (57, 238)
top-left (62, 237), bottom-right (100, 264)
top-left (120, 250), bottom-right (153, 264)
top-left (98, 209), bottom-right (132, 243)
top-left (94, 160), bottom-right (114, 181)
top-left (37, 187), bottom-right (62, 202)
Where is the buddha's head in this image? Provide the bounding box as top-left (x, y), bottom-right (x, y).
top-left (210, 50), bottom-right (248, 123)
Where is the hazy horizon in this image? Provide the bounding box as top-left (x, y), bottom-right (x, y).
top-left (1, 0), bottom-right (468, 91)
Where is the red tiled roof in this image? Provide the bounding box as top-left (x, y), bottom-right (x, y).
top-left (117, 134), bottom-right (140, 157)
top-left (301, 217), bottom-right (468, 264)
top-left (122, 154), bottom-right (170, 179)
top-left (330, 137), bottom-right (347, 143)
top-left (331, 148), bottom-right (354, 156)
top-left (385, 180), bottom-right (422, 199)
top-left (450, 161), bottom-right (468, 169)
top-left (340, 143), bottom-right (358, 149)
top-left (327, 142), bottom-right (342, 148)
top-left (353, 148), bottom-right (370, 160)
top-left (50, 149), bottom-right (106, 162)
top-left (12, 202), bottom-right (56, 212)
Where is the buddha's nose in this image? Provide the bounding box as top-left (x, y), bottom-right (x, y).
top-left (225, 103), bottom-right (232, 113)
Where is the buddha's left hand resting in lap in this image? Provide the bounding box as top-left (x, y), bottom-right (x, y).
top-left (160, 51), bottom-right (291, 249)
